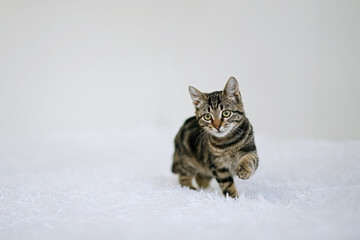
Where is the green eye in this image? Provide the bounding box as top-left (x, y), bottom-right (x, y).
top-left (222, 110), bottom-right (231, 118)
top-left (203, 113), bottom-right (212, 121)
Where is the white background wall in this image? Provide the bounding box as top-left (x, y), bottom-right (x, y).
top-left (1, 0), bottom-right (359, 139)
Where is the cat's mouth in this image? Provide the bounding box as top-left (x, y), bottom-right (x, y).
top-left (210, 127), bottom-right (231, 138)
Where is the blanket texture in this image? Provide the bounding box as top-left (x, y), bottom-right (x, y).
top-left (0, 128), bottom-right (359, 240)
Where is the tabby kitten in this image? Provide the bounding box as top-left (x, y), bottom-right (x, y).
top-left (172, 77), bottom-right (258, 198)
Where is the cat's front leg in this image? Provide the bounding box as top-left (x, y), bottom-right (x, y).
top-left (213, 168), bottom-right (239, 198)
top-left (236, 153), bottom-right (258, 180)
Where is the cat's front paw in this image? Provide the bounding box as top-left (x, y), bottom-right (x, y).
top-left (236, 161), bottom-right (253, 180)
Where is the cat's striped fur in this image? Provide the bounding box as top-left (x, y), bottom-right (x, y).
top-left (172, 77), bottom-right (258, 198)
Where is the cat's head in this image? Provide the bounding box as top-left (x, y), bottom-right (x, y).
top-left (189, 77), bottom-right (245, 138)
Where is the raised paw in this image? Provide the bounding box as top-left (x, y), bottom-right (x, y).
top-left (236, 160), bottom-right (253, 180)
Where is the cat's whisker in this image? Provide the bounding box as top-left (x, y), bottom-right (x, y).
top-left (195, 130), bottom-right (208, 144)
top-left (230, 123), bottom-right (244, 136)
top-left (199, 131), bottom-right (210, 146)
top-left (201, 132), bottom-right (211, 142)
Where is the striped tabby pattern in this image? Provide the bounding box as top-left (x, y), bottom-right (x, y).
top-left (172, 77), bottom-right (258, 198)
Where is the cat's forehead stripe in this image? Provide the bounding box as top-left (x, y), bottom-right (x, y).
top-left (208, 91), bottom-right (221, 109)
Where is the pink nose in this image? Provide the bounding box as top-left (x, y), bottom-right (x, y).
top-left (213, 120), bottom-right (221, 130)
top-left (214, 124), bottom-right (221, 130)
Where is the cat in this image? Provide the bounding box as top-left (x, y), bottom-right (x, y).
top-left (171, 77), bottom-right (258, 198)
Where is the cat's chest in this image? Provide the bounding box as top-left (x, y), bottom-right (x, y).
top-left (212, 151), bottom-right (243, 174)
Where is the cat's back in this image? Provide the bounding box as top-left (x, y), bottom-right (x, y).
top-left (174, 116), bottom-right (203, 151)
top-left (172, 116), bottom-right (206, 174)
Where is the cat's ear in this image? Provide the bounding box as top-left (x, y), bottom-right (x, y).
top-left (189, 86), bottom-right (205, 108)
top-left (223, 76), bottom-right (241, 102)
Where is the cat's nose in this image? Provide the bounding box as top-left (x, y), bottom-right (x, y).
top-left (213, 120), bottom-right (221, 130)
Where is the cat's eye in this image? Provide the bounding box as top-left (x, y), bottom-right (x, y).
top-left (203, 113), bottom-right (212, 121)
top-left (222, 110), bottom-right (231, 118)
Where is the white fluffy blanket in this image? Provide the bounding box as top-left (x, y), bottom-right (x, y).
top-left (1, 128), bottom-right (359, 240)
